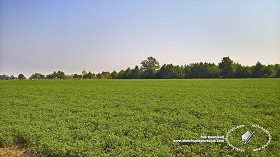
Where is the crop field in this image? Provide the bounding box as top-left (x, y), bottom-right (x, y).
top-left (0, 79), bottom-right (279, 156)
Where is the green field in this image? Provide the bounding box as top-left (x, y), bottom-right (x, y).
top-left (0, 79), bottom-right (279, 156)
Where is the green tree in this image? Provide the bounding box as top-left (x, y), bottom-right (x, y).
top-left (82, 70), bottom-right (87, 75)
top-left (264, 65), bottom-right (275, 78)
top-left (57, 71), bottom-right (66, 79)
top-left (83, 71), bottom-right (95, 79)
top-left (30, 73), bottom-right (45, 80)
top-left (73, 74), bottom-right (79, 79)
top-left (219, 57), bottom-right (234, 78)
top-left (65, 74), bottom-right (73, 79)
top-left (276, 65), bottom-right (280, 78)
top-left (102, 72), bottom-right (112, 79)
top-left (141, 56), bottom-right (160, 78)
top-left (96, 73), bottom-right (104, 79)
top-left (157, 64), bottom-right (174, 79)
top-left (82, 70), bottom-right (88, 79)
top-left (131, 65), bottom-right (142, 79)
top-left (10, 75), bottom-right (16, 80)
top-left (18, 74), bottom-right (26, 80)
top-left (111, 71), bottom-right (118, 79)
top-left (46, 72), bottom-right (55, 79)
top-left (78, 74), bottom-right (83, 79)
top-left (251, 62), bottom-right (269, 78)
top-left (0, 75), bottom-right (9, 80)
top-left (123, 68), bottom-right (132, 79)
top-left (183, 65), bottom-right (191, 78)
top-left (207, 63), bottom-right (220, 78)
top-left (118, 70), bottom-right (125, 79)
top-left (46, 71), bottom-right (65, 79)
top-left (234, 64), bottom-right (251, 78)
top-left (186, 62), bottom-right (219, 78)
top-left (87, 71), bottom-right (95, 79)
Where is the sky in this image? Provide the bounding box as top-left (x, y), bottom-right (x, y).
top-left (0, 0), bottom-right (279, 77)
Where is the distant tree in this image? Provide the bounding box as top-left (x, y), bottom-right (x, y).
top-left (83, 74), bottom-right (88, 79)
top-left (2, 56), bottom-right (278, 80)
top-left (219, 57), bottom-right (234, 78)
top-left (189, 63), bottom-right (201, 78)
top-left (0, 75), bottom-right (9, 80)
top-left (123, 68), bottom-right (132, 79)
top-left (264, 65), bottom-right (275, 78)
top-left (185, 62), bottom-right (220, 78)
top-left (82, 70), bottom-right (88, 79)
top-left (78, 74), bottom-right (83, 79)
top-left (96, 73), bottom-right (104, 79)
top-left (102, 72), bottom-right (112, 79)
top-left (57, 71), bottom-right (66, 79)
top-left (251, 62), bottom-right (273, 78)
top-left (46, 71), bottom-right (57, 79)
top-left (82, 70), bottom-right (87, 76)
top-left (157, 64), bottom-right (184, 79)
top-left (83, 72), bottom-right (89, 79)
top-left (233, 63), bottom-right (251, 78)
top-left (207, 63), bottom-right (220, 78)
top-left (52, 71), bottom-right (58, 79)
top-left (173, 65), bottom-right (184, 78)
top-left (157, 64), bottom-right (175, 79)
top-left (29, 73), bottom-right (45, 80)
top-left (73, 74), bottom-right (79, 79)
top-left (141, 56), bottom-right (160, 78)
top-left (65, 74), bottom-right (73, 79)
top-left (40, 73), bottom-right (46, 79)
top-left (10, 75), bottom-right (16, 80)
top-left (87, 71), bottom-right (95, 79)
top-left (46, 71), bottom-right (65, 79)
top-left (131, 65), bottom-right (141, 79)
top-left (276, 65), bottom-right (280, 78)
top-left (252, 62), bottom-right (263, 78)
top-left (18, 74), bottom-right (26, 80)
top-left (188, 63), bottom-right (201, 78)
top-left (118, 70), bottom-right (125, 79)
top-left (81, 71), bottom-right (95, 79)
top-left (111, 71), bottom-right (118, 79)
top-left (183, 65), bottom-right (191, 78)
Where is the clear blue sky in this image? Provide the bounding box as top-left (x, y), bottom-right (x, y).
top-left (0, 0), bottom-right (279, 76)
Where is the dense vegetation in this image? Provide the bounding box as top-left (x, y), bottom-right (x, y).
top-left (1, 56), bottom-right (280, 80)
top-left (0, 79), bottom-right (279, 156)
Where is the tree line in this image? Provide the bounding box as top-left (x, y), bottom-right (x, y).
top-left (1, 56), bottom-right (280, 80)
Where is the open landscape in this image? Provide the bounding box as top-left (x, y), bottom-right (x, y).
top-left (1, 0), bottom-right (279, 156)
top-left (0, 79), bottom-right (279, 156)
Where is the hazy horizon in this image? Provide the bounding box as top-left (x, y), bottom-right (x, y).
top-left (1, 0), bottom-right (280, 77)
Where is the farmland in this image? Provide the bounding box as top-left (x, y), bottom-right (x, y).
top-left (0, 79), bottom-right (279, 156)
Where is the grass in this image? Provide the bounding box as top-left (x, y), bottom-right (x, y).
top-left (0, 79), bottom-right (279, 156)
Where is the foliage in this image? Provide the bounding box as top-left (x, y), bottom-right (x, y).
top-left (18, 74), bottom-right (26, 80)
top-left (46, 71), bottom-right (66, 79)
top-left (1, 57), bottom-right (280, 80)
top-left (29, 73), bottom-right (45, 80)
top-left (83, 71), bottom-right (95, 79)
top-left (141, 56), bottom-right (160, 78)
top-left (219, 57), bottom-right (234, 78)
top-left (0, 79), bottom-right (279, 156)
